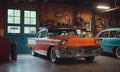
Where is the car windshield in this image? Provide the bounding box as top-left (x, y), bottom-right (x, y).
top-left (48, 28), bottom-right (78, 37)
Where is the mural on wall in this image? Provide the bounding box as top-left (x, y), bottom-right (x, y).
top-left (73, 17), bottom-right (84, 29)
top-left (94, 18), bottom-right (103, 35)
top-left (107, 11), bottom-right (120, 28)
top-left (94, 18), bottom-right (111, 35)
top-left (40, 3), bottom-right (74, 25)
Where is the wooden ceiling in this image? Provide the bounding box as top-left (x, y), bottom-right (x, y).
top-left (40, 0), bottom-right (120, 8)
top-left (1, 0), bottom-right (120, 11)
top-left (1, 0), bottom-right (119, 9)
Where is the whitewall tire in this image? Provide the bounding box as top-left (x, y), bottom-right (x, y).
top-left (115, 47), bottom-right (120, 59)
top-left (50, 47), bottom-right (58, 63)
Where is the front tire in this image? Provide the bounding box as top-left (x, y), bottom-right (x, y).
top-left (115, 47), bottom-right (120, 59)
top-left (85, 56), bottom-right (95, 62)
top-left (50, 47), bottom-right (59, 63)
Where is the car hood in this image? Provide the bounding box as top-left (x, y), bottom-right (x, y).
top-left (51, 35), bottom-right (99, 46)
top-left (51, 35), bottom-right (79, 40)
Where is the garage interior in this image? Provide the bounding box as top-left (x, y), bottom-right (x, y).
top-left (0, 0), bottom-right (120, 72)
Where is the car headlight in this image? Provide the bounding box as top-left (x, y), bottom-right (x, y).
top-left (60, 40), bottom-right (67, 45)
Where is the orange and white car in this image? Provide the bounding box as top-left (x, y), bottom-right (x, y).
top-left (27, 27), bottom-right (102, 63)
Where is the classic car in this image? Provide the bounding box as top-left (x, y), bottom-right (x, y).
top-left (27, 27), bottom-right (102, 63)
top-left (96, 28), bottom-right (120, 58)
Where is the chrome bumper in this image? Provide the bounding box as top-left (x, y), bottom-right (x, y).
top-left (55, 46), bottom-right (101, 58)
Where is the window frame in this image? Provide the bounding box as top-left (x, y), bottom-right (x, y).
top-left (37, 30), bottom-right (47, 38)
top-left (7, 9), bottom-right (21, 24)
top-left (109, 31), bottom-right (117, 38)
top-left (6, 9), bottom-right (37, 35)
top-left (98, 31), bottom-right (109, 38)
top-left (116, 31), bottom-right (120, 38)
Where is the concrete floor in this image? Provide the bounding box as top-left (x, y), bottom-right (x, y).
top-left (0, 54), bottom-right (120, 72)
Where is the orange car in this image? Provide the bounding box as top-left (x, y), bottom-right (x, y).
top-left (27, 27), bottom-right (102, 63)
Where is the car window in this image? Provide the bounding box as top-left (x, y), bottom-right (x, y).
top-left (116, 31), bottom-right (120, 38)
top-left (37, 31), bottom-right (47, 38)
top-left (48, 28), bottom-right (77, 36)
top-left (98, 31), bottom-right (109, 38)
top-left (48, 33), bottom-right (54, 37)
top-left (109, 31), bottom-right (116, 37)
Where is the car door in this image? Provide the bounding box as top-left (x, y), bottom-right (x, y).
top-left (97, 31), bottom-right (110, 52)
top-left (36, 29), bottom-right (48, 55)
top-left (115, 31), bottom-right (120, 46)
top-left (105, 31), bottom-right (117, 52)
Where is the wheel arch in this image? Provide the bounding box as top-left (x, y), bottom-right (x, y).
top-left (113, 46), bottom-right (119, 53)
top-left (28, 45), bottom-right (35, 50)
top-left (113, 46), bottom-right (120, 58)
top-left (47, 45), bottom-right (55, 56)
top-left (29, 47), bottom-right (33, 50)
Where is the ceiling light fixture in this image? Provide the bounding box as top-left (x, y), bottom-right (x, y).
top-left (97, 6), bottom-right (110, 9)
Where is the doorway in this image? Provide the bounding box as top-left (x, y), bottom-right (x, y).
top-left (6, 9), bottom-right (37, 53)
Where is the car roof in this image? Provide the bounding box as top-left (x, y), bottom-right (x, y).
top-left (101, 28), bottom-right (120, 32)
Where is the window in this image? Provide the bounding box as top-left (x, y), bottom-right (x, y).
top-left (7, 9), bottom-right (21, 33)
top-left (24, 27), bottom-right (36, 34)
top-left (48, 33), bottom-right (54, 37)
top-left (116, 32), bottom-right (120, 38)
top-left (99, 31), bottom-right (109, 38)
top-left (24, 10), bottom-right (37, 34)
top-left (7, 9), bottom-right (37, 34)
top-left (8, 9), bottom-right (20, 24)
top-left (37, 31), bottom-right (47, 38)
top-left (109, 31), bottom-right (116, 37)
top-left (7, 26), bottom-right (20, 33)
top-left (41, 31), bottom-right (47, 38)
top-left (24, 11), bottom-right (36, 25)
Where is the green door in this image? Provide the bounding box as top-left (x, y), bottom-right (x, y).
top-left (6, 9), bottom-right (37, 53)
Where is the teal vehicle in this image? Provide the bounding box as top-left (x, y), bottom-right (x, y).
top-left (96, 28), bottom-right (120, 58)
